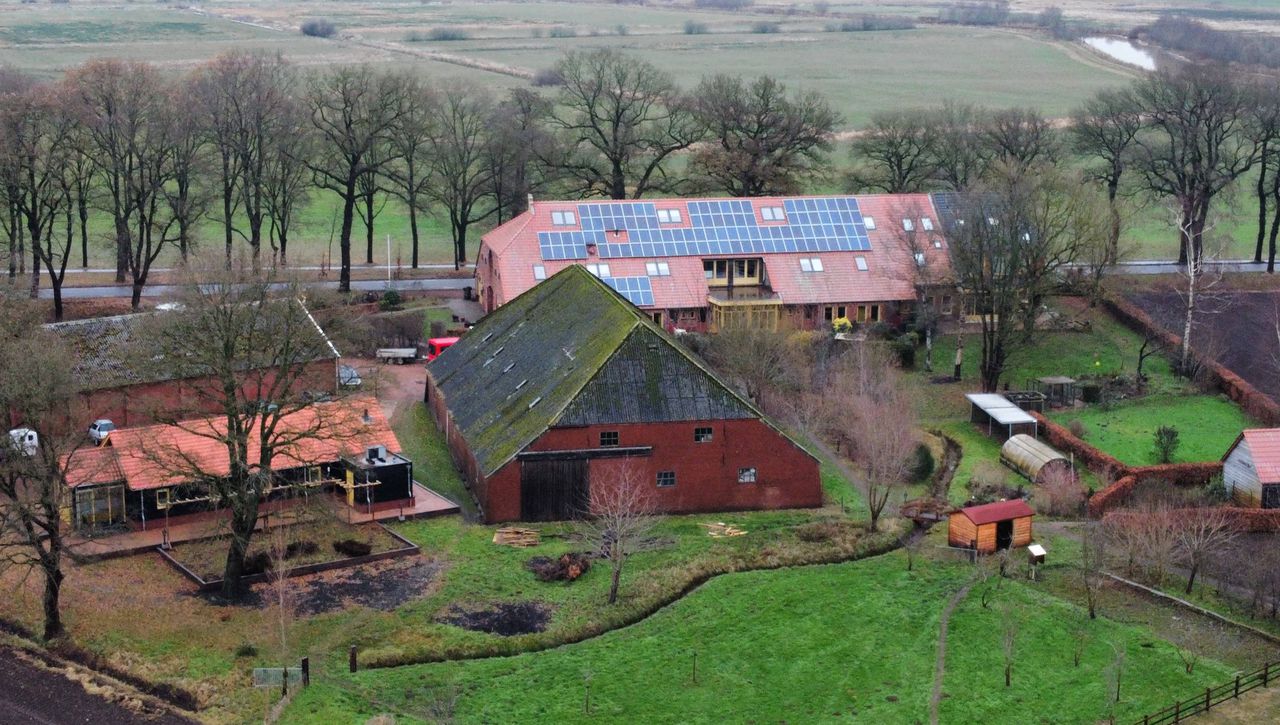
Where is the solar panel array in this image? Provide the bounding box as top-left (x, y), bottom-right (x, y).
top-left (601, 276), bottom-right (654, 307)
top-left (538, 198), bottom-right (871, 261)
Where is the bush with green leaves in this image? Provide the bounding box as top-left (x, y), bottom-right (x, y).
top-left (379, 289), bottom-right (403, 311)
top-left (300, 18), bottom-right (336, 38)
top-left (1153, 425), bottom-right (1180, 464)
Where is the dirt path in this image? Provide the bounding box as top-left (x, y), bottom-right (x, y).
top-left (930, 579), bottom-right (975, 725)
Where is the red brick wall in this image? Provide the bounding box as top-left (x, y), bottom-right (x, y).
top-left (479, 418), bottom-right (822, 523)
top-left (79, 359), bottom-right (338, 429)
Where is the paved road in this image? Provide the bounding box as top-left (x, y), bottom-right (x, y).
top-left (0, 646), bottom-right (193, 724)
top-left (1077, 259), bottom-right (1277, 275)
top-left (42, 276), bottom-right (471, 300)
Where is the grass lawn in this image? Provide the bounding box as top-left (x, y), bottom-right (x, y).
top-left (1051, 394), bottom-right (1251, 466)
top-left (283, 545), bottom-right (1236, 724)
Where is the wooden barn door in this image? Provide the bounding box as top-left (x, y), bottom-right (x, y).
top-left (995, 519), bottom-right (1014, 550)
top-left (520, 458), bottom-right (589, 521)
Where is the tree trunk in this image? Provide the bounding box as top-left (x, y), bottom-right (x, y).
top-left (454, 221), bottom-right (468, 272)
top-left (1107, 177), bottom-right (1121, 266)
top-left (1004, 663), bottom-right (1011, 687)
top-left (363, 189), bottom-right (375, 265)
top-left (1270, 173), bottom-right (1280, 273)
top-left (42, 566), bottom-right (64, 641)
top-left (115, 218), bottom-right (129, 283)
top-left (408, 196), bottom-right (420, 269)
top-left (608, 559), bottom-right (622, 605)
top-left (29, 236), bottom-right (39, 300)
top-left (1257, 150), bottom-right (1269, 263)
top-left (78, 194), bottom-right (88, 268)
top-left (1185, 561), bottom-right (1199, 595)
top-left (130, 281), bottom-right (144, 310)
top-left (1181, 268), bottom-right (1196, 375)
top-left (339, 183), bottom-right (356, 293)
top-left (221, 505), bottom-right (258, 600)
top-left (610, 162), bottom-right (626, 200)
top-left (923, 326), bottom-right (933, 373)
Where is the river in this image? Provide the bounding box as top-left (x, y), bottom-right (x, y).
top-left (1082, 36), bottom-right (1158, 71)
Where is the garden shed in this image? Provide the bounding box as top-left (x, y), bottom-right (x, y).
top-left (1000, 434), bottom-right (1071, 484)
top-left (948, 499), bottom-right (1035, 553)
top-left (966, 393), bottom-right (1038, 439)
top-left (1222, 428), bottom-right (1280, 508)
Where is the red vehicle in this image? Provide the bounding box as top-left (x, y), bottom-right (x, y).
top-left (426, 336), bottom-right (460, 362)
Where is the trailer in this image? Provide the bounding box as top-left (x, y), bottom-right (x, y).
top-left (375, 348), bottom-right (418, 364)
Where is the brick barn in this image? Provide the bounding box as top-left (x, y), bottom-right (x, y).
top-left (46, 302), bottom-right (339, 428)
top-left (474, 194), bottom-right (955, 333)
top-left (424, 265), bottom-right (822, 523)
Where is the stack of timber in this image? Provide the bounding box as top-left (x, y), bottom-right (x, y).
top-left (493, 527), bottom-right (540, 547)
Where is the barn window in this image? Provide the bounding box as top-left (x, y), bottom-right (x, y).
top-left (599, 431), bottom-right (619, 447)
top-left (694, 426), bottom-right (713, 443)
top-left (656, 470), bottom-right (676, 488)
top-left (738, 467), bottom-right (757, 483)
top-left (156, 489), bottom-right (171, 510)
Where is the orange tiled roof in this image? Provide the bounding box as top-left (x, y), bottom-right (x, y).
top-left (71, 396), bottom-right (399, 491)
top-left (1239, 429), bottom-right (1280, 484)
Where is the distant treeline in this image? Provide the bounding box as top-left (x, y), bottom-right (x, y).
top-left (1143, 15), bottom-right (1280, 70)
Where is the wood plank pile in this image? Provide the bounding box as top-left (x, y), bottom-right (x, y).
top-left (701, 522), bottom-right (746, 538)
top-left (493, 527), bottom-right (540, 547)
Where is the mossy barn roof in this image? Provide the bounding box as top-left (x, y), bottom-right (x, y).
top-left (428, 265), bottom-right (778, 477)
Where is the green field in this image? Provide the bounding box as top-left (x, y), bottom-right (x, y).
top-left (1052, 394), bottom-right (1252, 466)
top-left (283, 548), bottom-right (1235, 724)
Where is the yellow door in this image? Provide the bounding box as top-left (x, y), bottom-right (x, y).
top-left (345, 470), bottom-right (355, 506)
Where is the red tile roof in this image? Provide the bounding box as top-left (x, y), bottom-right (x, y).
top-left (63, 446), bottom-right (125, 488)
top-left (479, 194), bottom-right (952, 311)
top-left (959, 499), bottom-right (1035, 525)
top-left (1240, 429), bottom-right (1280, 483)
top-left (68, 396), bottom-right (399, 491)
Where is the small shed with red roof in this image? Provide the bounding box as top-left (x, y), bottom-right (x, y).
top-left (948, 499), bottom-right (1035, 553)
top-left (1222, 429), bottom-right (1280, 508)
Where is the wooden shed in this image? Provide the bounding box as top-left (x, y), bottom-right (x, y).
top-left (948, 499), bottom-right (1035, 553)
top-left (1000, 434), bottom-right (1071, 484)
top-left (1222, 429), bottom-right (1280, 508)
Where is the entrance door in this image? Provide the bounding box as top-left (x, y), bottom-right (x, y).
top-left (995, 519), bottom-right (1014, 550)
top-left (1263, 484), bottom-right (1280, 509)
top-left (520, 458), bottom-right (589, 521)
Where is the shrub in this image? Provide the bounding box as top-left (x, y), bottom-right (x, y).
top-left (300, 18), bottom-right (337, 38)
top-left (831, 316), bottom-right (853, 335)
top-left (1153, 425), bottom-right (1180, 464)
top-left (1035, 466), bottom-right (1085, 516)
top-left (909, 443), bottom-right (935, 483)
top-left (531, 68), bottom-right (564, 87)
top-left (1205, 474), bottom-right (1229, 504)
top-left (795, 521), bottom-right (844, 543)
top-left (241, 551), bottom-right (272, 575)
top-left (892, 332), bottom-right (918, 368)
top-left (285, 540), bottom-right (318, 560)
top-left (233, 643), bottom-right (258, 658)
top-left (684, 20), bottom-right (709, 35)
top-left (333, 539), bottom-right (373, 557)
top-left (426, 27), bottom-right (470, 41)
top-left (1066, 419), bottom-right (1088, 439)
top-left (548, 26), bottom-right (576, 38)
top-left (379, 289), bottom-right (402, 311)
top-left (751, 21), bottom-right (781, 34)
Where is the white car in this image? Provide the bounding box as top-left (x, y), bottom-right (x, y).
top-left (88, 419), bottom-right (115, 445)
top-left (339, 365), bottom-right (363, 388)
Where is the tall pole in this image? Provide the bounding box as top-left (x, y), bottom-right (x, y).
top-left (386, 234), bottom-right (392, 286)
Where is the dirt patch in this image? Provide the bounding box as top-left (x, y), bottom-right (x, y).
top-left (1125, 290), bottom-right (1280, 403)
top-left (438, 601), bottom-right (552, 637)
top-left (286, 557), bottom-right (444, 616)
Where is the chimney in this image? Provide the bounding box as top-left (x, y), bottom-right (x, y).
top-left (527, 194), bottom-right (534, 214)
top-left (362, 408), bottom-right (372, 424)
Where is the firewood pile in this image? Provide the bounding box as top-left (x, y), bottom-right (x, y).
top-left (493, 527), bottom-right (540, 547)
top-left (701, 522), bottom-right (746, 538)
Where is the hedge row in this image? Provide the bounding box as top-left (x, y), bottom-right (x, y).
top-left (1103, 507), bottom-right (1280, 533)
top-left (1102, 296), bottom-right (1280, 426)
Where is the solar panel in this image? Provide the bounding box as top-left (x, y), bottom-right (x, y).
top-left (601, 276), bottom-right (654, 307)
top-left (537, 197), bottom-right (871, 261)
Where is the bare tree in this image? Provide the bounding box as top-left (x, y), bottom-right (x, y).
top-left (1070, 88), bottom-right (1142, 269)
top-left (928, 101), bottom-right (992, 191)
top-left (851, 109), bottom-right (938, 193)
top-left (0, 297), bottom-right (81, 640)
top-left (982, 107), bottom-right (1059, 174)
top-left (146, 267), bottom-right (345, 598)
top-left (485, 88), bottom-right (555, 225)
top-left (999, 601), bottom-right (1019, 687)
top-left (1079, 521), bottom-right (1106, 620)
top-left (1176, 507), bottom-right (1239, 595)
top-left (943, 171), bottom-right (1105, 390)
top-left (546, 49), bottom-right (702, 199)
top-left (1168, 206), bottom-right (1228, 375)
top-left (1070, 615), bottom-right (1090, 668)
top-left (1131, 66), bottom-right (1253, 265)
top-left (577, 462), bottom-right (659, 605)
top-left (385, 76), bottom-right (436, 269)
top-left (263, 100), bottom-right (312, 269)
top-left (690, 74), bottom-right (839, 196)
top-left (1245, 82), bottom-right (1280, 266)
top-left (305, 66), bottom-right (407, 291)
top-left (837, 344), bottom-right (917, 532)
top-left (426, 84), bottom-right (500, 271)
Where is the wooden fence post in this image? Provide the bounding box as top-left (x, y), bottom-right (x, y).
top-left (301, 657), bottom-right (310, 687)
top-left (1234, 674), bottom-right (1240, 698)
top-left (1204, 687), bottom-right (1210, 712)
top-left (349, 645), bottom-right (358, 673)
top-left (1173, 699), bottom-right (1180, 723)
top-left (1265, 662), bottom-right (1271, 687)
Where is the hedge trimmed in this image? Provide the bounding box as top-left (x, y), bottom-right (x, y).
top-left (1104, 507), bottom-right (1280, 532)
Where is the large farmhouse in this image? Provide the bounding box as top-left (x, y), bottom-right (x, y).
top-left (474, 194), bottom-right (954, 333)
top-left (425, 265), bottom-right (823, 523)
top-left (1222, 429), bottom-right (1280, 508)
top-left (64, 397), bottom-right (413, 531)
top-left (46, 302), bottom-right (340, 428)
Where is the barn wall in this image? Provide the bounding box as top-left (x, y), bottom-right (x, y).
top-left (948, 512), bottom-right (977, 548)
top-left (478, 418), bottom-right (822, 524)
top-left (975, 523), bottom-right (996, 553)
top-left (1224, 440), bottom-right (1262, 508)
top-left (79, 359), bottom-right (338, 430)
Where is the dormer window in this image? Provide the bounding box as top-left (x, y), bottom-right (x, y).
top-left (902, 219), bottom-right (915, 232)
top-left (760, 206), bottom-right (786, 221)
top-left (657, 209), bottom-right (682, 224)
top-left (855, 256), bottom-right (869, 271)
top-left (863, 215), bottom-right (876, 230)
top-left (921, 217), bottom-right (934, 231)
top-left (551, 210), bottom-right (576, 226)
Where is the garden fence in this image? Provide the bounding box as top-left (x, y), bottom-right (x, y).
top-left (1135, 660), bottom-right (1278, 725)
